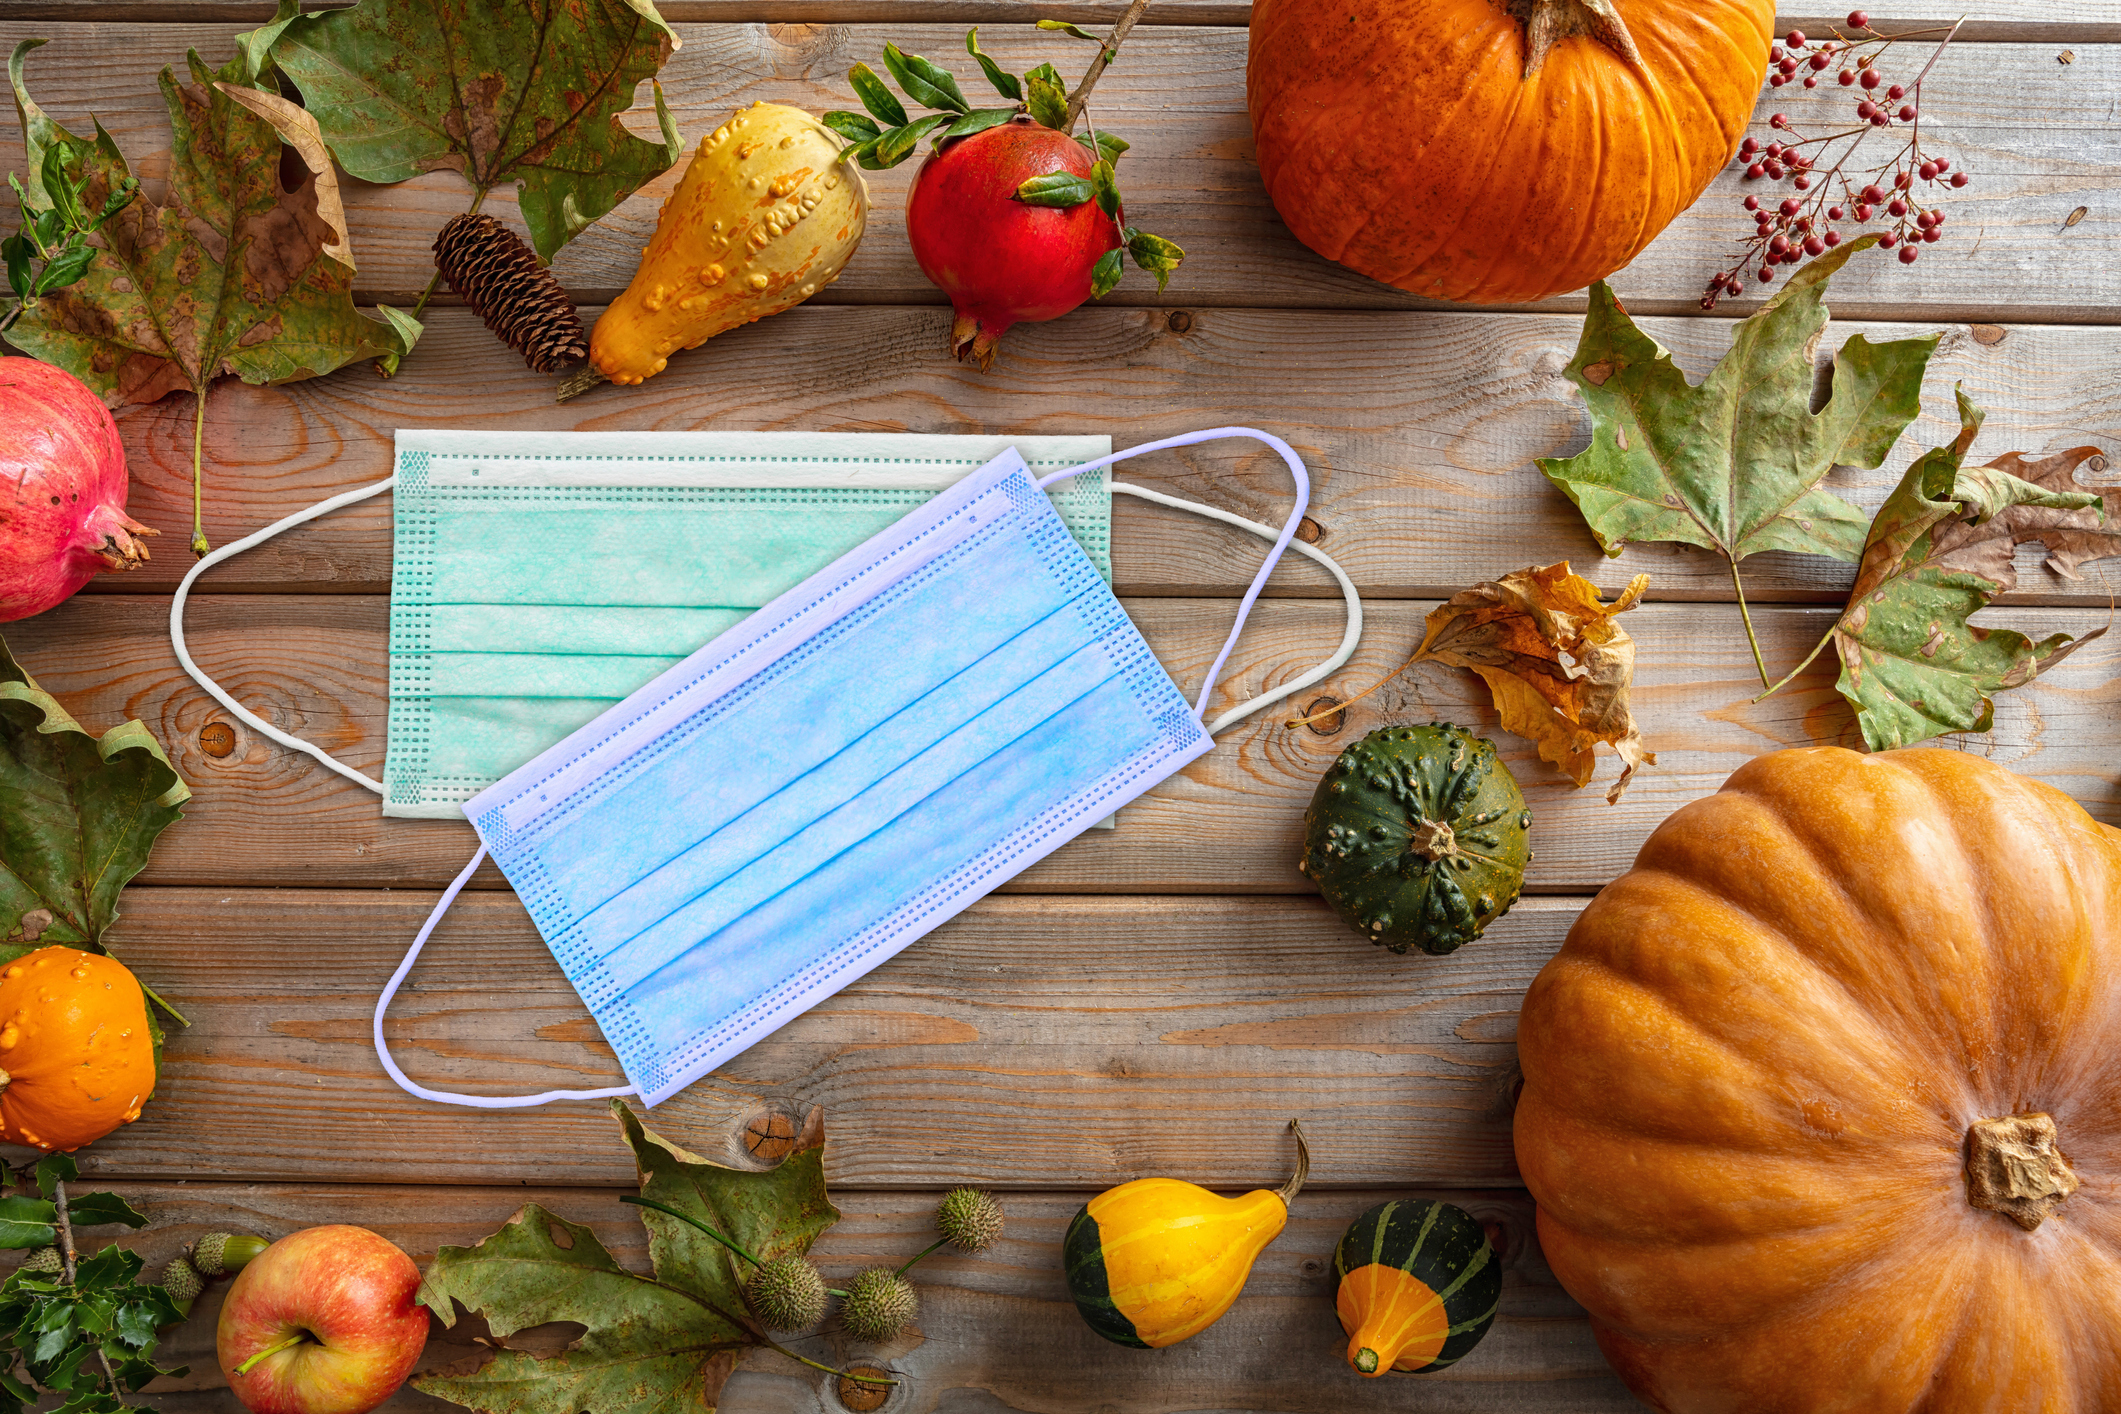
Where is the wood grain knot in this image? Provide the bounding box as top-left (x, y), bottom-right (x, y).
top-left (1295, 515), bottom-right (1324, 544)
top-left (198, 722), bottom-right (236, 758)
top-left (835, 1366), bottom-right (895, 1411)
top-left (1970, 324), bottom-right (2006, 346)
top-left (742, 1105), bottom-right (802, 1163)
top-left (1302, 696), bottom-right (1346, 737)
top-left (1165, 310), bottom-right (1193, 334)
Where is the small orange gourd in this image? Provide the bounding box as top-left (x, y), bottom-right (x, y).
top-left (577, 101), bottom-right (870, 394)
top-left (0, 946), bottom-right (156, 1152)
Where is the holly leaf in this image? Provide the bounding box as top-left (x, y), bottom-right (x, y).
top-left (269, 0), bottom-right (682, 263)
top-left (1411, 564), bottom-right (1656, 805)
top-left (414, 1101), bottom-right (837, 1414)
top-left (0, 1197), bottom-right (55, 1250)
top-left (965, 28), bottom-right (1022, 102)
top-left (1828, 387), bottom-right (2111, 751)
top-left (0, 635), bottom-right (187, 960)
top-left (61, 1193), bottom-right (148, 1231)
top-left (1537, 240), bottom-right (1936, 571)
top-left (2, 38), bottom-right (408, 555)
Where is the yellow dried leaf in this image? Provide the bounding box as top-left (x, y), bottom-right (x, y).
top-left (1412, 563), bottom-right (1655, 804)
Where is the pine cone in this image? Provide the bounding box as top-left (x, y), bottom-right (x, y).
top-left (432, 213), bottom-right (588, 374)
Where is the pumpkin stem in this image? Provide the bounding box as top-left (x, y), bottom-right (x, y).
top-left (0, 1068), bottom-right (10, 1097)
top-left (1966, 1112), bottom-right (2079, 1231)
top-left (1508, 0), bottom-right (1645, 80)
top-left (1274, 1118), bottom-right (1310, 1206)
top-left (1353, 1346), bottom-right (1381, 1375)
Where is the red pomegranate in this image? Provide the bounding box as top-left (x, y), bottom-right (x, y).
top-left (0, 357), bottom-right (154, 622)
top-left (906, 119), bottom-right (1123, 369)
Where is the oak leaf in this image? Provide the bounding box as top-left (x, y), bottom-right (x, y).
top-left (1, 38), bottom-right (409, 554)
top-left (416, 1101), bottom-right (839, 1414)
top-left (1412, 564), bottom-right (1654, 805)
top-left (1825, 387), bottom-right (2112, 750)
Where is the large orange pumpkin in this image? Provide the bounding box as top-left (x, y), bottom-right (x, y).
top-left (1516, 748), bottom-right (2121, 1412)
top-left (1247, 0), bottom-right (1775, 303)
top-left (0, 946), bottom-right (157, 1152)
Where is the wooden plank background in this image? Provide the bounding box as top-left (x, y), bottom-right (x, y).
top-left (0, 0), bottom-right (2113, 1409)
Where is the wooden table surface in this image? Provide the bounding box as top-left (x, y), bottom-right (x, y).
top-left (1, 1), bottom-right (2113, 1410)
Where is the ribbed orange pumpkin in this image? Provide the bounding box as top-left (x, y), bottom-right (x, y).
top-left (1516, 748), bottom-right (2121, 1412)
top-left (0, 947), bottom-right (156, 1152)
top-left (1247, 0), bottom-right (1775, 303)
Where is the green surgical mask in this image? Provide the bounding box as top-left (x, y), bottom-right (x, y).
top-left (380, 430), bottom-right (1111, 816)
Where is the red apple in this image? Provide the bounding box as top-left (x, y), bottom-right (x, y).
top-left (216, 1225), bottom-right (429, 1414)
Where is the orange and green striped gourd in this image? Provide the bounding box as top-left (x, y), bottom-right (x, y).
top-left (1063, 1121), bottom-right (1308, 1348)
top-left (1332, 1199), bottom-right (1501, 1375)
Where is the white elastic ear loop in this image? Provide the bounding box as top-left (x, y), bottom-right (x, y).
top-left (374, 843), bottom-right (638, 1107)
top-left (1109, 482), bottom-right (1361, 734)
top-left (170, 476), bottom-right (397, 795)
top-left (1039, 428), bottom-right (1353, 733)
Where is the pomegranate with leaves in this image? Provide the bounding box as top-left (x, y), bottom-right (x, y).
top-left (826, 33), bottom-right (1184, 370)
top-left (906, 119), bottom-right (1122, 369)
top-left (0, 357), bottom-right (154, 622)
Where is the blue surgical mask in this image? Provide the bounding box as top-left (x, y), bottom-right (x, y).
top-left (173, 428), bottom-right (1359, 1109)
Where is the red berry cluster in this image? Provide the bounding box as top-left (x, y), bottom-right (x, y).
top-left (1702, 12), bottom-right (1972, 308)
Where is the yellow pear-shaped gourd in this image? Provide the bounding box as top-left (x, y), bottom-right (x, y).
top-left (1063, 1121), bottom-right (1308, 1348)
top-left (581, 101), bottom-right (869, 390)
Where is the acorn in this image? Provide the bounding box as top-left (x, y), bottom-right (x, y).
top-left (191, 1231), bottom-right (271, 1277)
top-left (839, 1266), bottom-right (918, 1342)
top-left (19, 1246), bottom-right (62, 1275)
top-left (935, 1188), bottom-right (1004, 1253)
top-left (744, 1254), bottom-right (829, 1330)
top-left (161, 1256), bottom-right (204, 1315)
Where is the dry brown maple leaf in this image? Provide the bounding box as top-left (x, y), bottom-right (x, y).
top-left (1412, 563), bottom-right (1655, 805)
top-left (1955, 446), bottom-right (2119, 582)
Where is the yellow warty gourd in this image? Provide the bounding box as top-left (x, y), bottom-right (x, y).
top-left (583, 102), bottom-right (869, 389)
top-left (1063, 1121), bottom-right (1308, 1348)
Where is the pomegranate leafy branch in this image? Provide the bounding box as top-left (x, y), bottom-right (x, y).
top-left (823, 22), bottom-right (1184, 300)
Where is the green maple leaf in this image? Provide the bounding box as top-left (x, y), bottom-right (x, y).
top-left (0, 635), bottom-right (187, 967)
top-left (2, 37), bottom-right (408, 555)
top-left (416, 1101), bottom-right (838, 1414)
top-left (1537, 239), bottom-right (1937, 684)
top-left (1823, 386), bottom-right (2111, 750)
top-left (269, 0), bottom-right (683, 264)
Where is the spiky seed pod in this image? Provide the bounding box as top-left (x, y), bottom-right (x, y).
top-left (744, 1254), bottom-right (829, 1330)
top-left (160, 1256), bottom-right (204, 1315)
top-left (839, 1266), bottom-right (918, 1342)
top-left (935, 1187), bottom-right (1004, 1253)
top-left (191, 1231), bottom-right (270, 1277)
top-left (19, 1246), bottom-right (61, 1275)
top-left (431, 213), bottom-right (590, 374)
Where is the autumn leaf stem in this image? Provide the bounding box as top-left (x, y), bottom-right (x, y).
top-left (621, 1195), bottom-right (767, 1269)
top-left (1728, 558), bottom-right (1770, 689)
top-left (189, 385), bottom-right (211, 557)
top-left (896, 1236), bottom-right (948, 1276)
top-left (1752, 621), bottom-right (1838, 702)
top-left (759, 1335), bottom-right (898, 1388)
